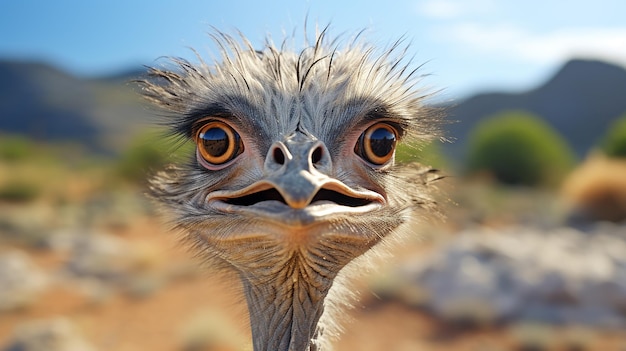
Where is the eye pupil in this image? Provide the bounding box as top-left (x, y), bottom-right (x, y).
top-left (355, 123), bottom-right (398, 165)
top-left (195, 121), bottom-right (244, 166)
top-left (200, 128), bottom-right (230, 157)
top-left (369, 128), bottom-right (396, 158)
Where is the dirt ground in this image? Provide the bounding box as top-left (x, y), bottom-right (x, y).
top-left (1, 216), bottom-right (625, 351)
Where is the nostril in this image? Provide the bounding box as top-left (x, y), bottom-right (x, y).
top-left (273, 147), bottom-right (285, 165)
top-left (311, 146), bottom-right (323, 165)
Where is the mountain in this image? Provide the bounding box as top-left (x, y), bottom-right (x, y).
top-left (1, 58), bottom-right (626, 159)
top-left (445, 59), bottom-right (626, 159)
top-left (0, 60), bottom-right (152, 155)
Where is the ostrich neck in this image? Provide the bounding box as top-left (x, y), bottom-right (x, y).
top-left (242, 270), bottom-right (331, 351)
top-left (215, 227), bottom-right (378, 351)
top-left (238, 248), bottom-right (347, 351)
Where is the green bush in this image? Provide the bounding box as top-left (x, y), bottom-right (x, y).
top-left (116, 129), bottom-right (192, 183)
top-left (0, 180), bottom-right (40, 203)
top-left (395, 140), bottom-right (448, 169)
top-left (601, 115), bottom-right (626, 158)
top-left (466, 111), bottom-right (575, 186)
top-left (0, 135), bottom-right (35, 162)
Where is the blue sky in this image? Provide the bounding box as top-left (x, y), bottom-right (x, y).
top-left (1, 0), bottom-right (625, 99)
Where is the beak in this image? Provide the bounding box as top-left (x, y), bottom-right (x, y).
top-left (208, 133), bottom-right (384, 210)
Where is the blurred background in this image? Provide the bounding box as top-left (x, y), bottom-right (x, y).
top-left (1, 1), bottom-right (625, 350)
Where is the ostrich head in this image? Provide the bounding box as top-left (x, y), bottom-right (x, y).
top-left (138, 28), bottom-right (442, 351)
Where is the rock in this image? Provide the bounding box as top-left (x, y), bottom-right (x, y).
top-left (390, 223), bottom-right (626, 328)
top-left (2, 318), bottom-right (96, 351)
top-left (59, 231), bottom-right (167, 299)
top-left (0, 250), bottom-right (47, 311)
top-left (65, 232), bottom-right (131, 281)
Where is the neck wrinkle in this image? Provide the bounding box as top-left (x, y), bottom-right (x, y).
top-left (241, 257), bottom-right (336, 351)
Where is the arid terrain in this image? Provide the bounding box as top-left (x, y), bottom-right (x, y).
top-left (1, 179), bottom-right (625, 350)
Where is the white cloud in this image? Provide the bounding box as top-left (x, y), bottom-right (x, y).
top-left (417, 0), bottom-right (463, 19)
top-left (438, 23), bottom-right (626, 65)
top-left (416, 0), bottom-right (497, 19)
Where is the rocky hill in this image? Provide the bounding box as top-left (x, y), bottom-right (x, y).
top-left (445, 59), bottom-right (626, 159)
top-left (0, 60), bottom-right (150, 155)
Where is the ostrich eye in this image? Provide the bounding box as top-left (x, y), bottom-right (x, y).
top-left (355, 123), bottom-right (397, 165)
top-left (195, 121), bottom-right (244, 165)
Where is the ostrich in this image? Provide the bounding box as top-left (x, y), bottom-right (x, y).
top-left (138, 28), bottom-right (443, 351)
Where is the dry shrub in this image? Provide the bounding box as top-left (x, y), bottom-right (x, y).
top-left (561, 153), bottom-right (626, 222)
